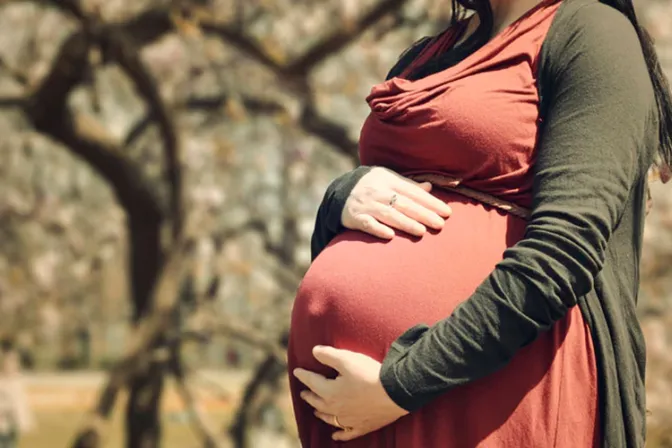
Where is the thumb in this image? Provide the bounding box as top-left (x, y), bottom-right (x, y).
top-left (313, 345), bottom-right (348, 373)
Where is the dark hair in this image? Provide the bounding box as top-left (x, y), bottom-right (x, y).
top-left (446, 0), bottom-right (672, 168)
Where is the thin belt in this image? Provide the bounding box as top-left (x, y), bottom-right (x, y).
top-left (408, 173), bottom-right (531, 220)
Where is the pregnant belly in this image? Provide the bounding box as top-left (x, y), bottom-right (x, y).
top-left (288, 192), bottom-right (599, 448)
top-left (290, 192), bottom-right (527, 363)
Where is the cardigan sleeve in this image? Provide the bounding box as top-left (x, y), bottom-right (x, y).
top-left (379, 4), bottom-right (658, 411)
top-left (310, 166), bottom-right (372, 260)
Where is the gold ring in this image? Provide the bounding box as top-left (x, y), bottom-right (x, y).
top-left (389, 193), bottom-right (398, 207)
top-left (333, 415), bottom-right (353, 432)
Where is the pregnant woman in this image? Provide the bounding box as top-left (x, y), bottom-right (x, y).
top-left (288, 0), bottom-right (672, 446)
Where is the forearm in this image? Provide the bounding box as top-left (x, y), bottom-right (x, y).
top-left (378, 5), bottom-right (657, 411)
top-left (380, 260), bottom-right (574, 410)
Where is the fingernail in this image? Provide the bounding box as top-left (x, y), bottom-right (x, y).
top-left (432, 218), bottom-right (444, 228)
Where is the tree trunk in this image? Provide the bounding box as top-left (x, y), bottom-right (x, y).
top-left (126, 362), bottom-right (165, 448)
top-left (229, 331), bottom-right (289, 448)
top-left (125, 214), bottom-right (165, 448)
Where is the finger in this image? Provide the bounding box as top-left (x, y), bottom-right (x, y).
top-left (332, 427), bottom-right (368, 442)
top-left (312, 345), bottom-right (349, 373)
top-left (371, 202), bottom-right (427, 237)
top-left (293, 368), bottom-right (334, 398)
top-left (393, 181), bottom-right (452, 217)
top-left (300, 391), bottom-right (330, 413)
top-left (387, 194), bottom-right (445, 230)
top-left (314, 411), bottom-right (342, 428)
top-left (354, 214), bottom-right (395, 239)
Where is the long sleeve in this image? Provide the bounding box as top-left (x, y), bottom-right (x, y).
top-left (379, 3), bottom-right (658, 411)
top-left (310, 166), bottom-right (372, 260)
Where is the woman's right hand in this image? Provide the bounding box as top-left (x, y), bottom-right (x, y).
top-left (341, 167), bottom-right (453, 239)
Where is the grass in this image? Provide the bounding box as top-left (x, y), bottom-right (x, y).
top-left (21, 408), bottom-right (231, 448)
top-left (15, 371), bottom-right (672, 447)
top-left (18, 371), bottom-right (248, 448)
top-left (18, 370), bottom-right (299, 448)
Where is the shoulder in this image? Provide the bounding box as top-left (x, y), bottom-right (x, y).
top-left (537, 1), bottom-right (658, 162)
top-left (543, 0), bottom-right (644, 64)
top-left (540, 0), bottom-right (652, 95)
top-left (560, 0), bottom-right (634, 29)
top-left (545, 0), bottom-right (641, 59)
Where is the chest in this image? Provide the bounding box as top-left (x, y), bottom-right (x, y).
top-left (359, 58), bottom-right (543, 183)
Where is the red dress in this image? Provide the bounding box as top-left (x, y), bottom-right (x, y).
top-left (288, 1), bottom-right (599, 446)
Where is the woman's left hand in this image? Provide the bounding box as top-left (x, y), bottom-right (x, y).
top-left (293, 346), bottom-right (409, 441)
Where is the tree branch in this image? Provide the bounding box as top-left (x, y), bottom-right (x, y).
top-left (49, 0), bottom-right (85, 20)
top-left (20, 29), bottom-right (164, 217)
top-left (71, 237), bottom-right (195, 448)
top-left (200, 0), bottom-right (409, 77)
top-left (11, 9), bottom-right (185, 447)
top-left (98, 28), bottom-right (183, 237)
top-left (184, 93), bottom-right (285, 114)
top-left (300, 102), bottom-right (358, 163)
top-left (0, 96), bottom-right (26, 108)
top-left (168, 342), bottom-right (225, 448)
top-left (183, 93), bottom-right (359, 163)
top-left (0, 56), bottom-right (30, 86)
top-left (286, 0), bottom-right (410, 76)
top-left (50, 113), bottom-right (165, 215)
top-left (199, 22), bottom-right (284, 75)
top-left (186, 319), bottom-right (286, 366)
top-left (124, 93), bottom-right (285, 148)
top-left (8, 0), bottom-right (87, 20)
top-left (114, 8), bottom-right (174, 48)
top-left (24, 31), bottom-right (87, 124)
top-left (228, 352), bottom-right (287, 448)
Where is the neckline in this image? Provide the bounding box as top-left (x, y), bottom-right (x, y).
top-left (387, 0), bottom-right (561, 92)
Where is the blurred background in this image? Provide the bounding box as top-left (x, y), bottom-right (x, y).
top-left (0, 0), bottom-right (670, 447)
